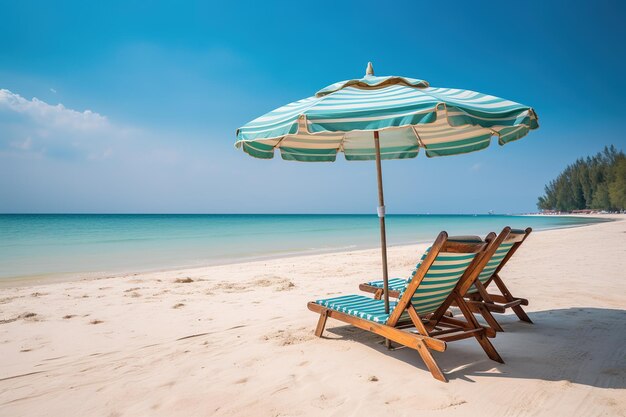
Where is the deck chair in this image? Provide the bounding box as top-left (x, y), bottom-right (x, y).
top-left (358, 234), bottom-right (492, 299)
top-left (359, 228), bottom-right (533, 332)
top-left (463, 227), bottom-right (533, 330)
top-left (307, 230), bottom-right (508, 382)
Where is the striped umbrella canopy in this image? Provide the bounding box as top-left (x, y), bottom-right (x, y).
top-left (235, 63), bottom-right (539, 317)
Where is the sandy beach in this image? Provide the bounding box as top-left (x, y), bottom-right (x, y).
top-left (1, 216), bottom-right (624, 417)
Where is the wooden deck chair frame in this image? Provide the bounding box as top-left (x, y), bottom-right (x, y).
top-left (464, 227), bottom-right (533, 330)
top-left (358, 227), bottom-right (533, 332)
top-left (307, 230), bottom-right (509, 382)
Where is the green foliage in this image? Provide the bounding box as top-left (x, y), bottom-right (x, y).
top-left (537, 146), bottom-right (626, 211)
top-left (609, 158), bottom-right (626, 208)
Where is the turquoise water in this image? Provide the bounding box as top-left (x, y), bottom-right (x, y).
top-left (0, 214), bottom-right (608, 282)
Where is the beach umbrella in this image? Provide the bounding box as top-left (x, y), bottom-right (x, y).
top-left (235, 63), bottom-right (539, 316)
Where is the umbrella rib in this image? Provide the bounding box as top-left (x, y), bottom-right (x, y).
top-left (337, 133), bottom-right (347, 154)
top-left (411, 126), bottom-right (425, 149)
top-left (272, 135), bottom-right (288, 150)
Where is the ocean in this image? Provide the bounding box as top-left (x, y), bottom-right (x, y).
top-left (0, 214), bottom-right (607, 283)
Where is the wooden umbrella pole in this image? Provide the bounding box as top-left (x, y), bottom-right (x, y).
top-left (373, 131), bottom-right (390, 315)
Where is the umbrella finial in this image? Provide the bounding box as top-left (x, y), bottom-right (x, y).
top-left (366, 62), bottom-right (374, 76)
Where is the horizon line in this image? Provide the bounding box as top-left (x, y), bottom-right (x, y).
top-left (0, 212), bottom-right (538, 216)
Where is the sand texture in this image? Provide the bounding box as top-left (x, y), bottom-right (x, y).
top-left (1, 217), bottom-right (625, 416)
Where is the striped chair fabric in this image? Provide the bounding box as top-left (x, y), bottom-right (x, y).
top-left (366, 277), bottom-right (409, 292)
top-left (316, 295), bottom-right (397, 323)
top-left (365, 236), bottom-right (483, 293)
top-left (399, 252), bottom-right (477, 315)
top-left (315, 250), bottom-right (477, 323)
top-left (466, 230), bottom-right (525, 293)
top-left (365, 248), bottom-right (430, 292)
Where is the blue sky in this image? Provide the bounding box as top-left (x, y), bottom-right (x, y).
top-left (1, 0), bottom-right (625, 214)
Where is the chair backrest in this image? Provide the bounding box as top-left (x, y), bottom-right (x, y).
top-left (386, 232), bottom-right (490, 326)
top-left (477, 227), bottom-right (532, 286)
top-left (396, 235), bottom-right (485, 315)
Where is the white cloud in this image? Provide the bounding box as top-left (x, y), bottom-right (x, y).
top-left (50, 88), bottom-right (57, 94)
top-left (0, 89), bottom-right (109, 131)
top-left (0, 88), bottom-right (133, 160)
top-left (470, 163), bottom-right (482, 172)
top-left (10, 136), bottom-right (33, 151)
top-left (0, 86), bottom-right (238, 213)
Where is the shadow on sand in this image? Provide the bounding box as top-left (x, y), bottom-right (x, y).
top-left (324, 307), bottom-right (626, 388)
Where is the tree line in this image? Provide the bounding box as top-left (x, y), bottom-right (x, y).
top-left (537, 145), bottom-right (626, 211)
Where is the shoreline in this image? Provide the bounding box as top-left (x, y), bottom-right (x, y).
top-left (0, 214), bottom-right (618, 289)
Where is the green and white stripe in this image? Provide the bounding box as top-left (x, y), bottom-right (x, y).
top-left (366, 277), bottom-right (409, 292)
top-left (399, 251), bottom-right (477, 315)
top-left (236, 71), bottom-right (539, 162)
top-left (315, 294), bottom-right (398, 323)
top-left (465, 243), bottom-right (514, 293)
top-left (315, 251), bottom-right (476, 323)
top-left (467, 230), bottom-right (526, 293)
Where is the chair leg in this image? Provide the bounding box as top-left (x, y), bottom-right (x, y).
top-left (453, 293), bottom-right (504, 364)
top-left (512, 305), bottom-right (533, 324)
top-left (415, 339), bottom-right (447, 382)
top-left (477, 304), bottom-right (504, 333)
top-left (474, 332), bottom-right (504, 363)
top-left (466, 301), bottom-right (503, 332)
top-left (492, 274), bottom-right (533, 324)
top-left (315, 309), bottom-right (329, 337)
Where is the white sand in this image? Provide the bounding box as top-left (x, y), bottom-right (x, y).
top-left (1, 217), bottom-right (625, 416)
